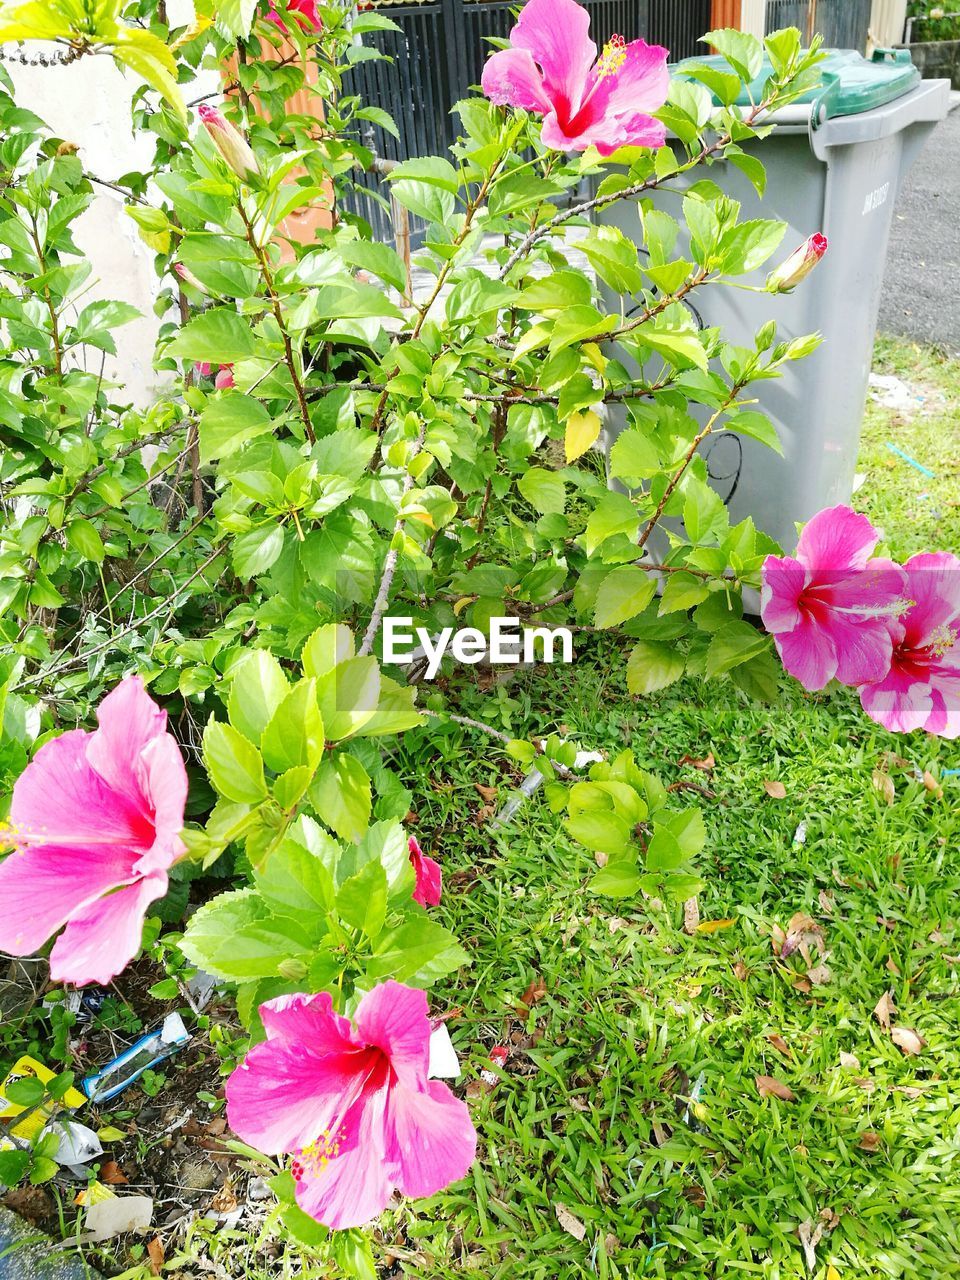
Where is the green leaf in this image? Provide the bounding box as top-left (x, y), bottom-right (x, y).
top-left (110, 28), bottom-right (186, 123)
top-left (228, 649), bottom-right (291, 744)
top-left (390, 180), bottom-right (454, 225)
top-left (255, 837), bottom-right (335, 915)
top-left (719, 219), bottom-right (786, 275)
top-left (315, 656), bottom-right (380, 740)
top-left (302, 623), bottom-right (355, 678)
top-left (518, 467), bottom-right (565, 516)
top-left (65, 519), bottom-right (105, 564)
top-left (626, 641), bottom-right (686, 694)
top-left (645, 827), bottom-right (684, 871)
top-left (565, 809), bottom-right (632, 856)
top-left (705, 620), bottom-right (769, 677)
top-left (594, 566), bottom-right (657, 629)
top-left (609, 428), bottom-right (660, 482)
top-left (584, 491), bottom-right (638, 557)
top-left (590, 859), bottom-right (643, 896)
top-left (337, 858), bottom-right (387, 939)
top-left (520, 271), bottom-right (593, 312)
top-left (232, 524), bottom-right (285, 580)
top-left (727, 409), bottom-right (782, 454)
top-left (335, 239), bottom-right (408, 294)
top-left (199, 394), bottom-right (274, 464)
top-left (180, 889), bottom-right (271, 978)
top-left (658, 572), bottom-right (710, 615)
top-left (203, 720), bottom-right (268, 804)
top-left (701, 28), bottom-right (764, 81)
top-left (261, 679), bottom-right (324, 774)
top-left (367, 918), bottom-right (470, 985)
top-left (577, 225), bottom-right (645, 294)
top-left (310, 753), bottom-right (371, 842)
top-left (388, 156), bottom-right (460, 192)
top-left (166, 307), bottom-right (259, 364)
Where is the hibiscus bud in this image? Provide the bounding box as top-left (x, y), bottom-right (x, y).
top-left (766, 233), bottom-right (828, 294)
top-left (197, 103), bottom-right (260, 182)
top-left (214, 365), bottom-right (235, 390)
top-left (277, 957), bottom-right (308, 980)
top-left (173, 262), bottom-right (206, 294)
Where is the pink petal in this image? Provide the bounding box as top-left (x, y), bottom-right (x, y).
top-left (510, 0), bottom-right (596, 119)
top-left (136, 733), bottom-right (189, 875)
top-left (10, 728), bottom-right (153, 851)
top-left (796, 505), bottom-right (879, 572)
top-left (828, 614), bottom-right (895, 687)
top-left (226, 1036), bottom-right (380, 1156)
top-left (900, 552), bottom-right (960, 646)
top-left (774, 615), bottom-right (838, 691)
top-left (354, 982), bottom-right (431, 1090)
top-left (760, 555), bottom-right (809, 635)
top-left (481, 47), bottom-right (552, 113)
top-left (576, 37), bottom-right (669, 131)
top-left (385, 1079), bottom-right (477, 1200)
top-left (49, 872), bottom-right (168, 986)
top-left (590, 112), bottom-right (666, 155)
top-left (860, 665), bottom-right (935, 734)
top-left (409, 837), bottom-right (442, 907)
top-left (293, 1087), bottom-right (393, 1229)
top-left (260, 991), bottom-right (360, 1053)
top-left (85, 675), bottom-right (169, 813)
top-left (0, 839), bottom-right (137, 958)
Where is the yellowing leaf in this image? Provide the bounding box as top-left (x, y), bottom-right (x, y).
top-left (452, 596), bottom-right (477, 616)
top-left (696, 917), bottom-right (736, 934)
top-left (171, 12), bottom-right (212, 49)
top-left (565, 409), bottom-right (601, 463)
top-left (827, 1268), bottom-right (842, 1280)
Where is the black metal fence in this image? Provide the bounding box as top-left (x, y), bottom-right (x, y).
top-left (765, 0), bottom-right (873, 50)
top-left (343, 0), bottom-right (711, 243)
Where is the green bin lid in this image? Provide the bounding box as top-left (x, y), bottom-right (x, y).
top-left (673, 48), bottom-right (920, 122)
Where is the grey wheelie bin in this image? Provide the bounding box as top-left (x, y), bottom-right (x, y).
top-left (596, 49), bottom-right (951, 553)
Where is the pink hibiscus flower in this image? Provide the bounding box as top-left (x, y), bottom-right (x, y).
top-left (225, 984), bottom-right (477, 1229)
top-left (860, 551), bottom-right (960, 737)
top-left (761, 505), bottom-right (906, 692)
top-left (481, 0), bottom-right (669, 155)
top-left (0, 676), bottom-right (187, 986)
top-left (408, 835), bottom-right (441, 907)
top-left (265, 0), bottom-right (321, 34)
top-left (214, 364), bottom-right (235, 390)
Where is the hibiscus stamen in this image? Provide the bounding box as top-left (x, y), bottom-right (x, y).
top-left (596, 34), bottom-right (626, 79)
top-left (292, 1130), bottom-right (342, 1181)
top-left (928, 624), bottom-right (955, 657)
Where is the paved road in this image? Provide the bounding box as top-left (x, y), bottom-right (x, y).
top-left (878, 104), bottom-right (960, 353)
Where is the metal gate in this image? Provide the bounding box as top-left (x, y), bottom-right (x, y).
top-left (343, 0), bottom-right (712, 243)
top-left (765, 0), bottom-right (873, 50)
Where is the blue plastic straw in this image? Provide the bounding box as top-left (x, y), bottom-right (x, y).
top-left (884, 442), bottom-right (936, 478)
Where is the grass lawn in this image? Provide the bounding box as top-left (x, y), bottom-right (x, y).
top-left (386, 335), bottom-right (960, 1280)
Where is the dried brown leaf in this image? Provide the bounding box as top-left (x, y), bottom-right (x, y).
top-left (766, 1034), bottom-right (792, 1059)
top-left (755, 1074), bottom-right (795, 1101)
top-left (99, 1160), bottom-right (128, 1186)
top-left (682, 896), bottom-right (700, 934)
top-left (806, 962), bottom-right (832, 986)
top-left (891, 1026), bottom-right (925, 1056)
top-left (857, 1130), bottom-right (882, 1153)
top-left (474, 783), bottom-right (498, 803)
top-left (517, 976), bottom-right (548, 1012)
top-left (873, 990), bottom-right (896, 1029)
top-left (147, 1237), bottom-right (165, 1277)
top-left (732, 960), bottom-right (749, 980)
top-left (839, 1050), bottom-right (861, 1070)
top-left (679, 752), bottom-right (715, 772)
top-left (763, 779), bottom-right (787, 799)
top-left (872, 769), bottom-right (896, 805)
top-left (555, 1203), bottom-right (586, 1241)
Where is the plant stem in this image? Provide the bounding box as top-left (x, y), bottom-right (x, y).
top-left (238, 203), bottom-right (315, 443)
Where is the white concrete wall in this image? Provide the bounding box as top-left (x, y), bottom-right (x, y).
top-left (740, 0), bottom-right (769, 39)
top-left (6, 6), bottom-right (216, 407)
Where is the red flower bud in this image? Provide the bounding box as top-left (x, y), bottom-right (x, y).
top-left (766, 233), bottom-right (828, 294)
top-left (197, 103), bottom-right (260, 183)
